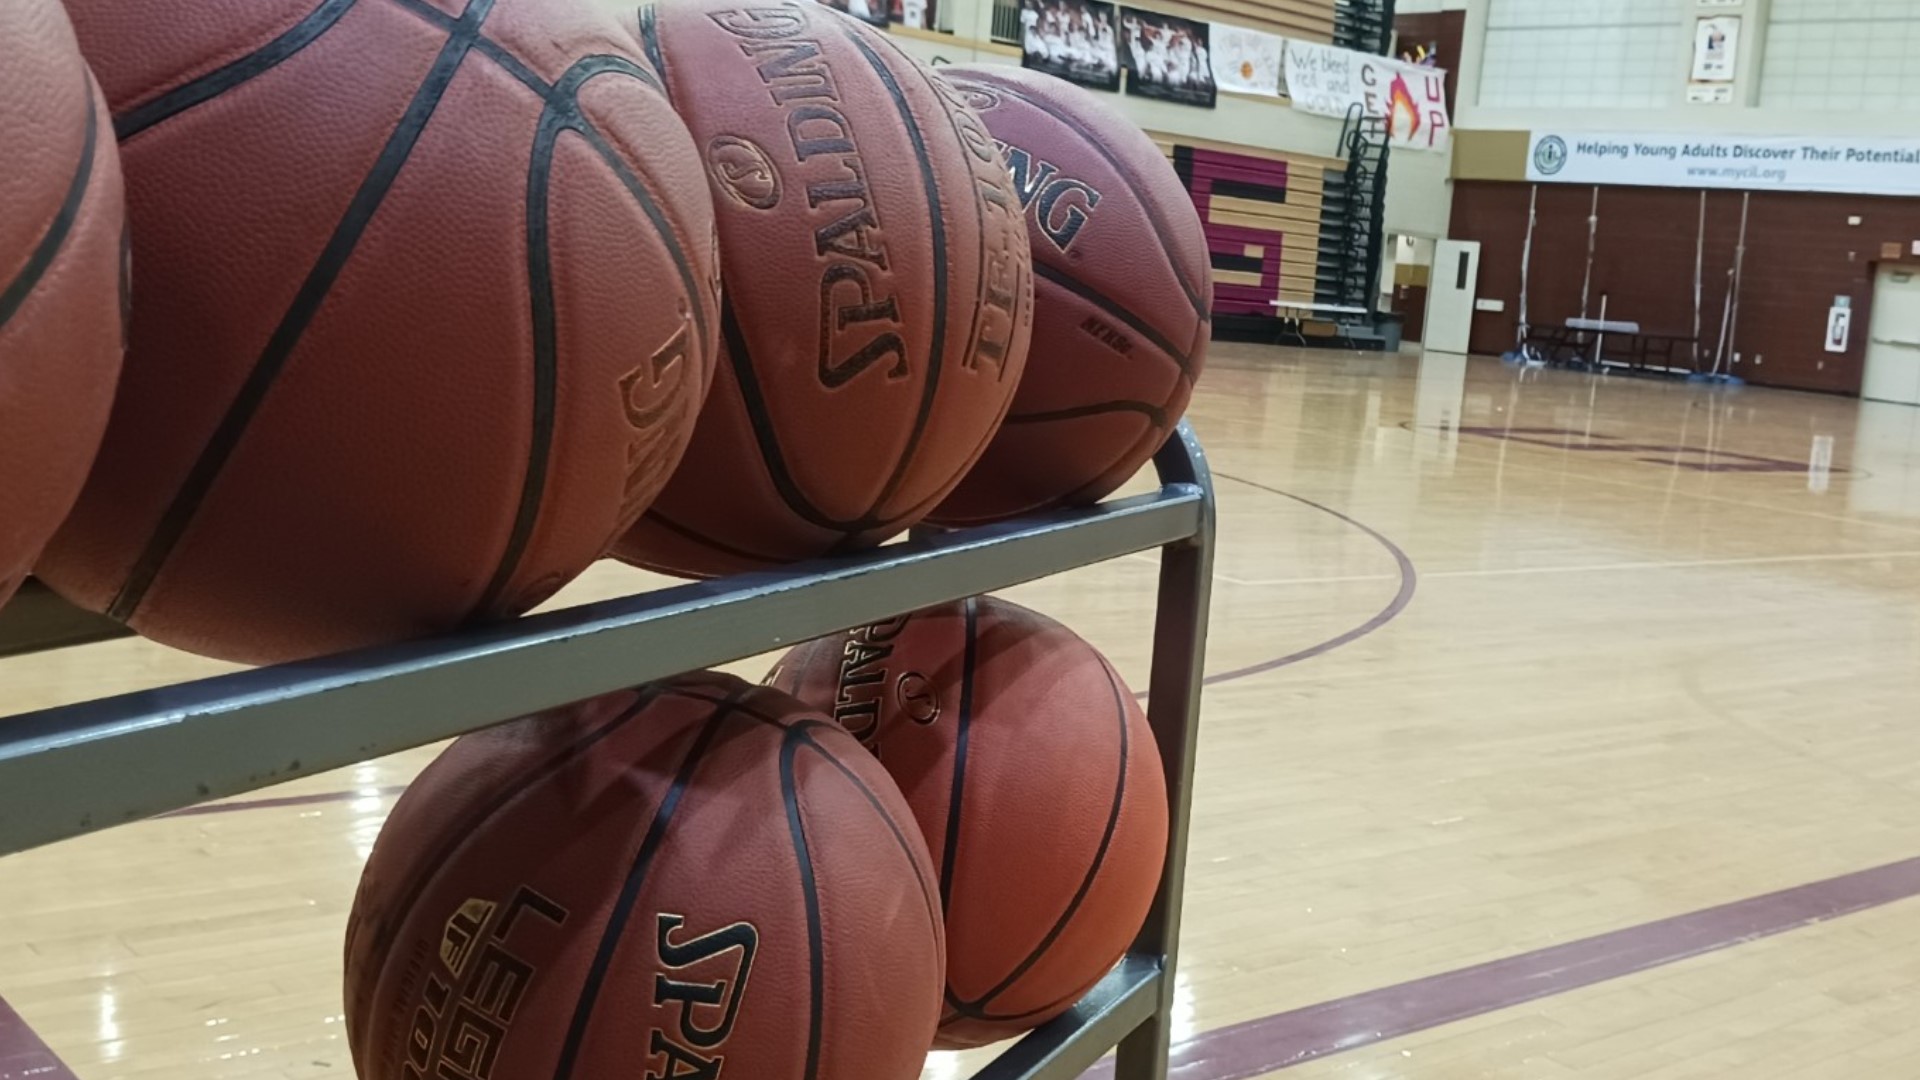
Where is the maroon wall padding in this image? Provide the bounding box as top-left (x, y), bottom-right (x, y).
top-left (1452, 180), bottom-right (1920, 394)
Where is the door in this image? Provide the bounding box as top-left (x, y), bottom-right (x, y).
top-left (1396, 284), bottom-right (1429, 343)
top-left (1864, 266), bottom-right (1920, 406)
top-left (1424, 239), bottom-right (1481, 355)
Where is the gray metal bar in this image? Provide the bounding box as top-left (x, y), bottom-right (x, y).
top-left (1116, 424), bottom-right (1217, 1080)
top-left (0, 471), bottom-right (1203, 856)
top-left (966, 958), bottom-right (1163, 1080)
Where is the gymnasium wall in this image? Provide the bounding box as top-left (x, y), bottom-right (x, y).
top-left (1163, 140), bottom-right (1341, 310)
top-left (1451, 0), bottom-right (1920, 137)
top-left (1452, 180), bottom-right (1920, 394)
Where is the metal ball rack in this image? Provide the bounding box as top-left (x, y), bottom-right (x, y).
top-left (0, 423), bottom-right (1216, 1080)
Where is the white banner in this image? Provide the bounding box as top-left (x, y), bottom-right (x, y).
top-left (1527, 131), bottom-right (1920, 196)
top-left (1282, 40), bottom-right (1451, 152)
top-left (1210, 24), bottom-right (1284, 97)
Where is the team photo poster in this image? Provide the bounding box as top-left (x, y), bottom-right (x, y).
top-left (1120, 7), bottom-right (1216, 107)
top-left (1021, 0), bottom-right (1121, 92)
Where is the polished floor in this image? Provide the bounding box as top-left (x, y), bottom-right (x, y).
top-left (6, 344), bottom-right (1920, 1079)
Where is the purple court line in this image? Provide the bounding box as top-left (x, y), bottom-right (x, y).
top-left (1201, 474), bottom-right (1418, 687)
top-left (1086, 853), bottom-right (1920, 1080)
top-left (0, 994), bottom-right (78, 1080)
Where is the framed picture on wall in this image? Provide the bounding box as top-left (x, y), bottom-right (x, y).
top-left (1691, 15), bottom-right (1740, 84)
top-left (1120, 7), bottom-right (1216, 108)
top-left (1020, 0), bottom-right (1122, 91)
top-left (815, 0), bottom-right (888, 29)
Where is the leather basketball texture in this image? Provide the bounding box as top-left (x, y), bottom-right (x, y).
top-left (343, 673), bottom-right (944, 1080)
top-left (41, 0), bottom-right (721, 662)
top-left (612, 0), bottom-right (1034, 578)
top-left (0, 0), bottom-right (125, 611)
top-left (771, 595), bottom-right (1169, 1048)
top-left (929, 65), bottom-right (1211, 526)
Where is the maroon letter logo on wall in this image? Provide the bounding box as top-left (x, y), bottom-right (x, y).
top-left (1172, 144), bottom-right (1297, 317)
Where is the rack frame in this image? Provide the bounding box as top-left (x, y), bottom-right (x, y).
top-left (0, 422), bottom-right (1216, 1080)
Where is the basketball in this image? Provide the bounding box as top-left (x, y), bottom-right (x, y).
top-left (344, 672), bottom-right (944, 1079)
top-left (611, 0), bottom-right (1034, 578)
top-left (770, 595), bottom-right (1168, 1047)
top-left (927, 65), bottom-right (1211, 526)
top-left (38, 0), bottom-right (721, 662)
top-left (0, 0), bottom-right (125, 612)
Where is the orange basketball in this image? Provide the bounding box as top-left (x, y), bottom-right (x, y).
top-left (0, 0), bottom-right (125, 611)
top-left (344, 672), bottom-right (944, 1080)
top-left (40, 0), bottom-right (720, 662)
top-left (770, 595), bottom-right (1168, 1048)
top-left (929, 65), bottom-right (1211, 526)
top-left (611, 0), bottom-right (1034, 578)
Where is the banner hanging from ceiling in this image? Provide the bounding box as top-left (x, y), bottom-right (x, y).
top-left (1282, 40), bottom-right (1451, 152)
top-left (1526, 131), bottom-right (1920, 197)
top-left (1209, 24), bottom-right (1284, 97)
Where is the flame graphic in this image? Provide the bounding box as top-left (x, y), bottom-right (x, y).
top-left (1387, 74), bottom-right (1421, 140)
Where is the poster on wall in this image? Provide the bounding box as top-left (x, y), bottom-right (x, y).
top-left (891, 0), bottom-right (935, 30)
top-left (814, 0), bottom-right (888, 27)
top-left (1120, 8), bottom-right (1217, 107)
top-left (1209, 24), bottom-right (1284, 97)
top-left (1691, 15), bottom-right (1740, 83)
top-left (1827, 300), bottom-right (1852, 354)
top-left (1020, 0), bottom-right (1121, 91)
top-left (1526, 131), bottom-right (1920, 197)
top-left (1283, 40), bottom-right (1451, 152)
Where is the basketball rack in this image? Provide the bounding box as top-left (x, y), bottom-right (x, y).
top-left (0, 424), bottom-right (1216, 1080)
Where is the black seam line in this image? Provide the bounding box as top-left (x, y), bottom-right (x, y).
top-left (841, 25), bottom-right (950, 532)
top-left (938, 597), bottom-right (978, 912)
top-left (469, 52), bottom-right (683, 617)
top-left (961, 73), bottom-right (1207, 320)
top-left (352, 684), bottom-right (672, 1035)
top-left (959, 654), bottom-right (1132, 1014)
top-left (107, 0), bottom-right (497, 623)
top-left (637, 507), bottom-right (786, 569)
top-left (791, 715), bottom-right (945, 943)
top-left (1006, 400), bottom-right (1168, 428)
top-left (552, 691), bottom-right (745, 1080)
top-left (108, 0), bottom-right (495, 620)
top-left (0, 71), bottom-right (97, 332)
top-left (636, 5), bottom-right (674, 106)
top-left (717, 299), bottom-right (857, 532)
top-left (781, 724), bottom-right (828, 1080)
top-left (385, 0), bottom-right (555, 95)
top-left (115, 0), bottom-right (360, 139)
top-left (1034, 262), bottom-right (1193, 378)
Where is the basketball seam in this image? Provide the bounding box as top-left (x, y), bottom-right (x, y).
top-left (949, 650), bottom-right (1133, 1018)
top-left (955, 72), bottom-right (1210, 322)
top-left (1034, 262), bottom-right (1195, 380)
top-left (636, 5), bottom-right (674, 104)
top-left (384, 0), bottom-right (555, 97)
top-left (348, 684), bottom-right (674, 1055)
top-left (636, 507), bottom-right (787, 570)
top-left (550, 691), bottom-right (745, 1079)
top-left (780, 724), bottom-right (829, 1080)
top-left (783, 718), bottom-right (945, 944)
top-left (840, 25), bottom-right (952, 534)
top-left (0, 70), bottom-right (98, 333)
top-left (472, 52), bottom-right (703, 617)
top-left (937, 596), bottom-right (979, 917)
top-left (1005, 400), bottom-right (1169, 428)
top-left (114, 0), bottom-right (361, 140)
top-left (108, 0), bottom-right (499, 622)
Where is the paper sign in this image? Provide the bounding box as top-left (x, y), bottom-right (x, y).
top-left (1826, 306), bottom-right (1852, 353)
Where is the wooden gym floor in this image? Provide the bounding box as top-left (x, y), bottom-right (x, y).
top-left (6, 343), bottom-right (1920, 1079)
